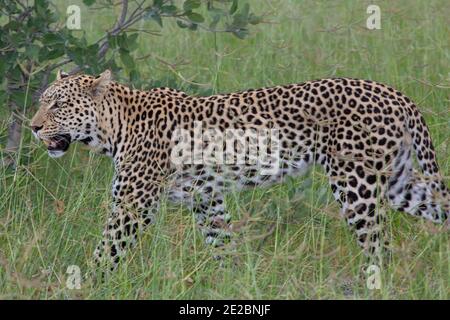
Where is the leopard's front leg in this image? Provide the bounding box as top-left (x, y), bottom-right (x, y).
top-left (93, 203), bottom-right (158, 271)
top-left (93, 165), bottom-right (162, 271)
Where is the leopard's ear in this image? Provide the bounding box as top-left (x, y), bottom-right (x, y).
top-left (91, 70), bottom-right (112, 99)
top-left (56, 70), bottom-right (69, 80)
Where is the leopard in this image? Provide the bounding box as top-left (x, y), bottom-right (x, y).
top-left (31, 69), bottom-right (449, 270)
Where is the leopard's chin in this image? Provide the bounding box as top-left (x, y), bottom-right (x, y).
top-left (48, 149), bottom-right (67, 158)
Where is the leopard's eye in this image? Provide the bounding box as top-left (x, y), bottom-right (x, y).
top-left (49, 100), bottom-right (65, 110)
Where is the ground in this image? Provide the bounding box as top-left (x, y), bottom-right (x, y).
top-left (0, 0), bottom-right (449, 299)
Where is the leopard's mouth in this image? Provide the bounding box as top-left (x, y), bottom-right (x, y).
top-left (42, 134), bottom-right (71, 158)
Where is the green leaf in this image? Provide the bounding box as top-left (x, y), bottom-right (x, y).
top-left (4, 51), bottom-right (18, 65)
top-left (176, 20), bottom-right (189, 29)
top-left (87, 43), bottom-right (99, 57)
top-left (83, 0), bottom-right (96, 6)
top-left (113, 33), bottom-right (139, 52)
top-left (108, 34), bottom-right (118, 49)
top-left (25, 44), bottom-right (40, 60)
top-left (183, 0), bottom-right (201, 12)
top-left (153, 0), bottom-right (164, 8)
top-left (161, 5), bottom-right (177, 15)
top-left (129, 69), bottom-right (140, 83)
top-left (8, 32), bottom-right (26, 46)
top-left (35, 0), bottom-right (49, 17)
top-left (127, 33), bottom-right (139, 51)
top-left (241, 3), bottom-right (250, 18)
top-left (39, 46), bottom-right (64, 61)
top-left (42, 33), bottom-right (64, 46)
top-left (232, 28), bottom-right (249, 39)
top-left (186, 12), bottom-right (204, 23)
top-left (47, 48), bottom-right (65, 60)
top-left (117, 33), bottom-right (128, 50)
top-left (232, 3), bottom-right (251, 28)
top-left (120, 49), bottom-right (134, 70)
top-left (229, 0), bottom-right (238, 15)
top-left (67, 46), bottom-right (85, 66)
top-left (248, 13), bottom-right (262, 25)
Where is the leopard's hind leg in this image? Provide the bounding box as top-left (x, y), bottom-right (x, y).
top-left (326, 156), bottom-right (390, 263)
top-left (168, 165), bottom-right (233, 253)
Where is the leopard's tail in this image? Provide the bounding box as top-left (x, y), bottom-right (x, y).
top-left (405, 102), bottom-right (441, 177)
top-left (396, 100), bottom-right (449, 222)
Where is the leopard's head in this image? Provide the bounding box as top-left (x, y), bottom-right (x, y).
top-left (31, 70), bottom-right (111, 158)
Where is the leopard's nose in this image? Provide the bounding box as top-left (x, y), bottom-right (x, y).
top-left (31, 125), bottom-right (43, 133)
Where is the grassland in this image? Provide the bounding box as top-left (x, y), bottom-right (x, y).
top-left (0, 0), bottom-right (449, 299)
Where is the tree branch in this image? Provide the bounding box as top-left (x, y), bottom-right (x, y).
top-left (97, 0), bottom-right (129, 62)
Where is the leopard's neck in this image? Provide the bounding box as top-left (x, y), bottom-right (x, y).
top-left (92, 82), bottom-right (176, 166)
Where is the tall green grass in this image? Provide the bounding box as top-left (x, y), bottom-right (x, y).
top-left (0, 0), bottom-right (449, 299)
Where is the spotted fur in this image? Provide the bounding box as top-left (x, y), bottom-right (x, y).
top-left (31, 70), bottom-right (449, 270)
